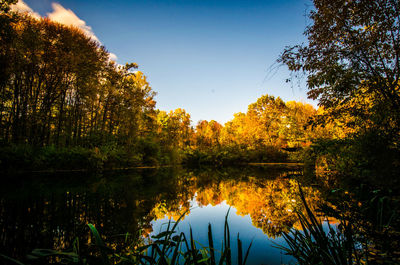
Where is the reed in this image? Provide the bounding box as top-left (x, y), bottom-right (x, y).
top-left (17, 211), bottom-right (252, 265)
top-left (274, 186), bottom-right (366, 265)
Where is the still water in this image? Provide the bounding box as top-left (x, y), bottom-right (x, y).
top-left (0, 166), bottom-right (321, 264)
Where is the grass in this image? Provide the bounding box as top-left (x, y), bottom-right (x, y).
top-left (3, 210), bottom-right (252, 265)
top-left (274, 186), bottom-right (367, 265)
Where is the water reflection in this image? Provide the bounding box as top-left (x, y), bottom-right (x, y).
top-left (0, 166), bottom-right (322, 264)
top-left (150, 169), bottom-right (322, 238)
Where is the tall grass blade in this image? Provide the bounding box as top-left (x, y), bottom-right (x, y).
top-left (152, 230), bottom-right (175, 239)
top-left (218, 249), bottom-right (228, 265)
top-left (171, 233), bottom-right (184, 265)
top-left (189, 226), bottom-right (198, 264)
top-left (160, 219), bottom-right (173, 257)
top-left (72, 237), bottom-right (79, 263)
top-left (208, 223), bottom-right (216, 265)
top-left (242, 238), bottom-right (253, 265)
top-left (224, 208), bottom-right (231, 265)
top-left (237, 235), bottom-right (243, 265)
top-left (87, 223), bottom-right (111, 265)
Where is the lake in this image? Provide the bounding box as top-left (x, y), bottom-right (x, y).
top-left (1, 165), bottom-right (325, 264)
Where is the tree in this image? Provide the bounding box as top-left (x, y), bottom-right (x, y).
top-left (0, 15), bottom-right (109, 145)
top-left (219, 95), bottom-right (318, 149)
top-left (247, 95), bottom-right (286, 146)
top-left (156, 108), bottom-right (192, 149)
top-left (193, 120), bottom-right (222, 150)
top-left (282, 101), bottom-right (316, 147)
top-left (279, 0), bottom-right (400, 135)
top-left (0, 13), bottom-right (158, 149)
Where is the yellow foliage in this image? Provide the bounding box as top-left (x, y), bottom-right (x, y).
top-left (149, 173), bottom-right (323, 238)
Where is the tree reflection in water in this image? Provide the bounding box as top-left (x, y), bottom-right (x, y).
top-left (150, 169), bottom-right (322, 238)
top-left (0, 166), bottom-right (323, 262)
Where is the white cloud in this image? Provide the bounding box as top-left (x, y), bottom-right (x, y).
top-left (109, 52), bottom-right (118, 61)
top-left (47, 3), bottom-right (99, 42)
top-left (11, 0), bottom-right (41, 19)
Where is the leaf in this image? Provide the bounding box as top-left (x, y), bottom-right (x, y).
top-left (172, 235), bottom-right (181, 242)
top-left (87, 224), bottom-right (111, 265)
top-left (151, 230), bottom-right (175, 239)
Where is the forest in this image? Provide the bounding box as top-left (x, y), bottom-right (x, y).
top-left (1, 0), bottom-right (400, 264)
top-left (0, 5), bottom-right (336, 171)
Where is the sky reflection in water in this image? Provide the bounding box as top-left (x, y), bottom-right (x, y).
top-left (152, 194), bottom-right (295, 265)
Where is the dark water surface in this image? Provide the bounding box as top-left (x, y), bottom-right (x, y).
top-left (1, 166), bottom-right (322, 264)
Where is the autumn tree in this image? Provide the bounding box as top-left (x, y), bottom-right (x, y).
top-left (279, 0), bottom-right (400, 136)
top-left (97, 66), bottom-right (156, 146)
top-left (220, 94), bottom-right (316, 149)
top-left (282, 101), bottom-right (316, 147)
top-left (0, 13), bottom-right (158, 151)
top-left (0, 15), bottom-right (105, 144)
top-left (247, 95), bottom-right (287, 146)
top-left (156, 108), bottom-right (192, 149)
top-left (0, 0), bottom-right (17, 13)
top-left (193, 120), bottom-right (222, 150)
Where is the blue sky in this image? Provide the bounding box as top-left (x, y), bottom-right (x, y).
top-left (20, 0), bottom-right (314, 125)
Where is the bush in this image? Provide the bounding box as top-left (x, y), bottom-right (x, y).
top-left (304, 131), bottom-right (400, 187)
top-left (182, 144), bottom-right (288, 166)
top-left (0, 144), bottom-right (144, 173)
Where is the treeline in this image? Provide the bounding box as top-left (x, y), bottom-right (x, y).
top-left (186, 96), bottom-right (331, 165)
top-left (0, 8), bottom-right (330, 171)
top-left (153, 95), bottom-right (337, 166)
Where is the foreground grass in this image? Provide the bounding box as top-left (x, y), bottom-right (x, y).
top-left (274, 187), bottom-right (364, 265)
top-left (2, 211), bottom-right (252, 265)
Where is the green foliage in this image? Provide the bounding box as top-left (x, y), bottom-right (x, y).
top-left (275, 180), bottom-right (400, 264)
top-left (135, 138), bottom-right (162, 166)
top-left (0, 145), bottom-right (101, 172)
top-left (294, 131), bottom-right (400, 263)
